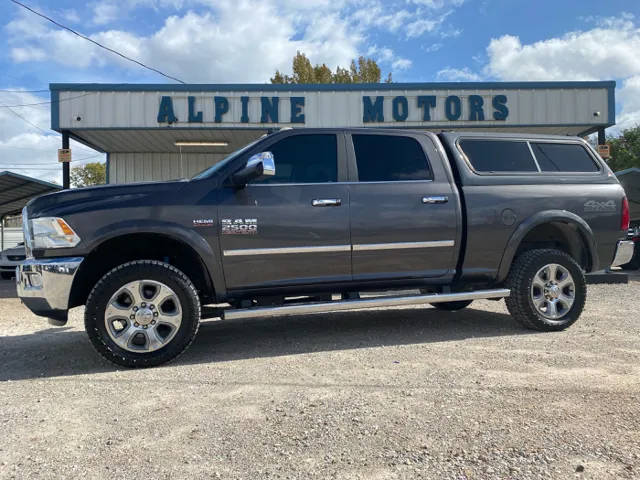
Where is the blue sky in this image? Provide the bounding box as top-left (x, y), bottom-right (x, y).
top-left (1, 0), bottom-right (640, 183)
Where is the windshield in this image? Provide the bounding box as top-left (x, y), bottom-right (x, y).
top-left (191, 138), bottom-right (262, 180)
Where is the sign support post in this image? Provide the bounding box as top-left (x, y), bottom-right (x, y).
top-left (61, 132), bottom-right (70, 189)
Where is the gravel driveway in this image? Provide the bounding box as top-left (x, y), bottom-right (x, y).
top-left (1, 278), bottom-right (639, 479)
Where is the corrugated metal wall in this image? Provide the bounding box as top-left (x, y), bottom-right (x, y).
top-left (1, 227), bottom-right (23, 250)
top-left (109, 152), bottom-right (226, 184)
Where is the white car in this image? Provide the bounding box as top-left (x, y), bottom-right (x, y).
top-left (0, 243), bottom-right (26, 280)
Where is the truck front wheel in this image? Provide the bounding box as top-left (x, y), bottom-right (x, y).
top-left (505, 249), bottom-right (586, 331)
top-left (85, 260), bottom-right (201, 368)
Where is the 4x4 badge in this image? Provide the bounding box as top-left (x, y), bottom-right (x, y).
top-left (584, 200), bottom-right (616, 212)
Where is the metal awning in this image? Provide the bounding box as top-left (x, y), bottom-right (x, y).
top-left (0, 171), bottom-right (61, 219)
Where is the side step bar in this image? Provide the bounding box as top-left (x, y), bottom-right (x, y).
top-left (223, 288), bottom-right (510, 320)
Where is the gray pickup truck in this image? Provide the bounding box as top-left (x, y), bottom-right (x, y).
top-left (17, 129), bottom-right (634, 367)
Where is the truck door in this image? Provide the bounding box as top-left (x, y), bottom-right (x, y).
top-left (218, 132), bottom-right (351, 290)
top-left (347, 132), bottom-right (460, 281)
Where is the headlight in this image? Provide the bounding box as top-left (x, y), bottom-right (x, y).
top-left (31, 217), bottom-right (81, 249)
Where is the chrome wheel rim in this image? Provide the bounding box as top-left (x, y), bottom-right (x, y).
top-left (530, 263), bottom-right (575, 322)
top-left (104, 280), bottom-right (182, 353)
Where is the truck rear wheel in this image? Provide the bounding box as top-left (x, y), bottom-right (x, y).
top-left (505, 249), bottom-right (586, 331)
top-left (431, 300), bottom-right (473, 311)
top-left (85, 260), bottom-right (201, 368)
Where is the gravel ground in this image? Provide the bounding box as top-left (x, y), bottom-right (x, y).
top-left (1, 278), bottom-right (639, 479)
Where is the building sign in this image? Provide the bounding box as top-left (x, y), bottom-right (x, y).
top-left (58, 148), bottom-right (71, 163)
top-left (52, 82), bottom-right (615, 132)
top-left (156, 94), bottom-right (509, 125)
top-left (597, 144), bottom-right (610, 158)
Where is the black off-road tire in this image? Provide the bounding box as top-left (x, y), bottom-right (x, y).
top-left (505, 249), bottom-right (586, 331)
top-left (431, 300), bottom-right (473, 311)
top-left (1, 272), bottom-right (13, 280)
top-left (85, 260), bottom-right (201, 368)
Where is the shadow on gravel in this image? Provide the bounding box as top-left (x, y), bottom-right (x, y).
top-left (0, 305), bottom-right (528, 381)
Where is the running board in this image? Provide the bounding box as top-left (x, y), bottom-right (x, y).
top-left (223, 288), bottom-right (510, 320)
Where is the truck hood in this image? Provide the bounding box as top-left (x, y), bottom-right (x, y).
top-left (26, 179), bottom-right (190, 218)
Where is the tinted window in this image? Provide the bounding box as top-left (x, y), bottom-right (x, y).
top-left (252, 134), bottom-right (337, 184)
top-left (352, 135), bottom-right (431, 182)
top-left (459, 139), bottom-right (538, 172)
top-left (531, 143), bottom-right (599, 172)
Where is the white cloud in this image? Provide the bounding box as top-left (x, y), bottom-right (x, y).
top-left (6, 3), bottom-right (366, 82)
top-left (484, 14), bottom-right (640, 133)
top-left (406, 10), bottom-right (453, 38)
top-left (436, 66), bottom-right (481, 81)
top-left (0, 92), bottom-right (103, 183)
top-left (92, 2), bottom-right (119, 25)
top-left (409, 0), bottom-right (465, 8)
top-left (6, 0), bottom-right (465, 82)
top-left (10, 47), bottom-right (47, 62)
top-left (485, 18), bottom-right (640, 81)
top-left (350, 3), bottom-right (411, 33)
top-left (617, 75), bottom-right (640, 130)
top-left (406, 18), bottom-right (440, 38)
top-left (423, 43), bottom-right (443, 53)
top-left (392, 58), bottom-right (412, 71)
top-left (61, 9), bottom-right (81, 23)
top-left (367, 45), bottom-right (412, 72)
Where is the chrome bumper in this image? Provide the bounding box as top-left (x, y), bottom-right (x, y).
top-left (611, 240), bottom-right (635, 268)
top-left (16, 257), bottom-right (84, 317)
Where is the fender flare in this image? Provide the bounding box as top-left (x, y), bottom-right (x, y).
top-left (496, 210), bottom-right (598, 282)
top-left (81, 219), bottom-right (224, 300)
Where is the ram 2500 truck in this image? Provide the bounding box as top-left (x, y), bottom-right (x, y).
top-left (17, 129), bottom-right (634, 367)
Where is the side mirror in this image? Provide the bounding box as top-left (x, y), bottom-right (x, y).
top-left (231, 152), bottom-right (275, 187)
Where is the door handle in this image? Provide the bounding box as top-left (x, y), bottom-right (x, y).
top-left (312, 198), bottom-right (342, 207)
top-left (422, 195), bottom-right (448, 204)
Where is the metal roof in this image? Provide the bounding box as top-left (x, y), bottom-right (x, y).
top-left (50, 80), bottom-right (617, 92)
top-left (0, 171), bottom-right (61, 219)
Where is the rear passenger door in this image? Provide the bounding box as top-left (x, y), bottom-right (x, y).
top-left (347, 132), bottom-right (460, 281)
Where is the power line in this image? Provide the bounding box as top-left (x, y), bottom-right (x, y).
top-left (0, 89), bottom-right (49, 93)
top-left (9, 0), bottom-right (186, 84)
top-left (0, 92), bottom-right (92, 108)
top-left (1, 102), bottom-right (50, 134)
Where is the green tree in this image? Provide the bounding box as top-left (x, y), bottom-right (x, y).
top-left (271, 51), bottom-right (393, 84)
top-left (607, 126), bottom-right (640, 172)
top-left (70, 162), bottom-right (106, 187)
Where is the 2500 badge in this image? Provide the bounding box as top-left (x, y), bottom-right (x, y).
top-left (222, 218), bottom-right (258, 235)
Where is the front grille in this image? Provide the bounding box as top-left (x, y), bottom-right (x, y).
top-left (7, 255), bottom-right (25, 261)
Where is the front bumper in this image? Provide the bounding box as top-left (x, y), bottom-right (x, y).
top-left (16, 257), bottom-right (84, 321)
top-left (1, 265), bottom-right (20, 272)
top-left (611, 240), bottom-right (635, 268)
top-left (1, 261), bottom-right (23, 272)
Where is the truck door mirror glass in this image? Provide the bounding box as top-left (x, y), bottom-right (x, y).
top-left (231, 152), bottom-right (275, 186)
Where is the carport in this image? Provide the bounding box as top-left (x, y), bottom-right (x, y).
top-left (0, 171), bottom-right (61, 250)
